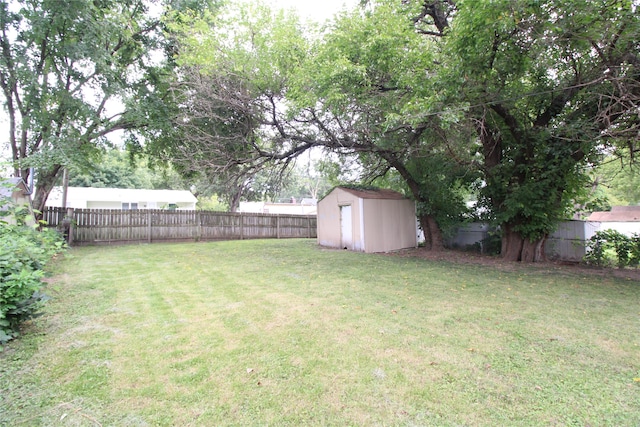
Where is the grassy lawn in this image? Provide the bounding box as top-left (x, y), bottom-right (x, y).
top-left (1, 239), bottom-right (639, 426)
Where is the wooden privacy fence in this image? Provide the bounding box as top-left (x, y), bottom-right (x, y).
top-left (43, 207), bottom-right (317, 245)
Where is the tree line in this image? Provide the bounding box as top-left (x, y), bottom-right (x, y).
top-left (1, 0), bottom-right (638, 261)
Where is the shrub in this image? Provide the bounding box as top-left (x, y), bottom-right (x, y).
top-left (480, 231), bottom-right (502, 255)
top-left (0, 219), bottom-right (66, 346)
top-left (584, 230), bottom-right (640, 269)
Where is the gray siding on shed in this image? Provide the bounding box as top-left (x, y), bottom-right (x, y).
top-left (545, 221), bottom-right (600, 262)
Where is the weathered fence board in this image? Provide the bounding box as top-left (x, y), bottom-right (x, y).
top-left (43, 207), bottom-right (316, 245)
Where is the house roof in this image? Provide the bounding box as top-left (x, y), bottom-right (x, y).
top-left (48, 186), bottom-right (197, 204)
top-left (337, 186), bottom-right (408, 200)
top-left (0, 177), bottom-right (30, 198)
top-left (587, 206), bottom-right (640, 222)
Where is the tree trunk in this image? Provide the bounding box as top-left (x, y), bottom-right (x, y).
top-left (375, 151), bottom-right (445, 252)
top-left (420, 214), bottom-right (444, 251)
top-left (31, 165), bottom-right (63, 221)
top-left (228, 189), bottom-right (242, 213)
top-left (501, 225), bottom-right (546, 262)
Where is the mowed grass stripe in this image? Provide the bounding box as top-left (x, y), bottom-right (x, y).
top-left (1, 239), bottom-right (638, 426)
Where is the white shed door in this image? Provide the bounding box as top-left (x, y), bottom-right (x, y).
top-left (340, 205), bottom-right (353, 249)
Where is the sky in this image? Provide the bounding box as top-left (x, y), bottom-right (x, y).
top-left (270, 0), bottom-right (359, 22)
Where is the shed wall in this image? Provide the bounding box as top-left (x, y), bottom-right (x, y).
top-left (317, 188), bottom-right (364, 250)
top-left (363, 198), bottom-right (417, 253)
top-left (545, 221), bottom-right (600, 262)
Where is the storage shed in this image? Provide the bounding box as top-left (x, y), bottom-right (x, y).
top-left (317, 186), bottom-right (417, 253)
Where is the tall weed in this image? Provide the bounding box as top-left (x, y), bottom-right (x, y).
top-left (584, 229), bottom-right (640, 269)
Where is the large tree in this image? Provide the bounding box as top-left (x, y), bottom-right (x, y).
top-left (164, 0), bottom-right (639, 259)
top-left (162, 1), bottom-right (476, 248)
top-left (427, 0), bottom-right (640, 261)
top-left (340, 0), bottom-right (639, 258)
top-left (67, 149), bottom-right (186, 190)
top-left (593, 157), bottom-right (640, 207)
top-left (0, 0), bottom-right (198, 215)
top-left (297, 1), bottom-right (480, 248)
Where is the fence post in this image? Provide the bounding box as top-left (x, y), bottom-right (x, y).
top-left (276, 215), bottom-right (280, 239)
top-left (147, 210), bottom-right (152, 243)
top-left (196, 211), bottom-right (201, 241)
top-left (55, 207), bottom-right (64, 228)
top-left (240, 212), bottom-right (244, 240)
top-left (66, 208), bottom-right (75, 246)
top-left (307, 215), bottom-right (311, 238)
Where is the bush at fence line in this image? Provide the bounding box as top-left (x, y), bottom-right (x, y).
top-left (480, 231), bottom-right (502, 255)
top-left (0, 216), bottom-right (66, 347)
top-left (584, 230), bottom-right (640, 269)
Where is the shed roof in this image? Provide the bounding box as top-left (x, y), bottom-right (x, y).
top-left (0, 177), bottom-right (30, 198)
top-left (334, 186), bottom-right (408, 200)
top-left (587, 206), bottom-right (640, 222)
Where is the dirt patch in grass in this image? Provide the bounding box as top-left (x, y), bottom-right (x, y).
top-left (385, 247), bottom-right (640, 281)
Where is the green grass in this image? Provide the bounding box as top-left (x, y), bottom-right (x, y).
top-left (1, 239), bottom-right (639, 426)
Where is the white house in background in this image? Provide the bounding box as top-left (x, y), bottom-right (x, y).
top-left (587, 206), bottom-right (640, 236)
top-left (46, 187), bottom-right (197, 210)
top-left (238, 198), bottom-right (317, 215)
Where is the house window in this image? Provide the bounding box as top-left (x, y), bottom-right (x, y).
top-left (122, 203), bottom-right (139, 210)
top-left (168, 203), bottom-right (177, 210)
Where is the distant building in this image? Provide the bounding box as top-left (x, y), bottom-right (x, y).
top-left (587, 206), bottom-right (640, 236)
top-left (0, 177), bottom-right (36, 225)
top-left (238, 198), bottom-right (317, 215)
top-left (46, 187), bottom-right (197, 210)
